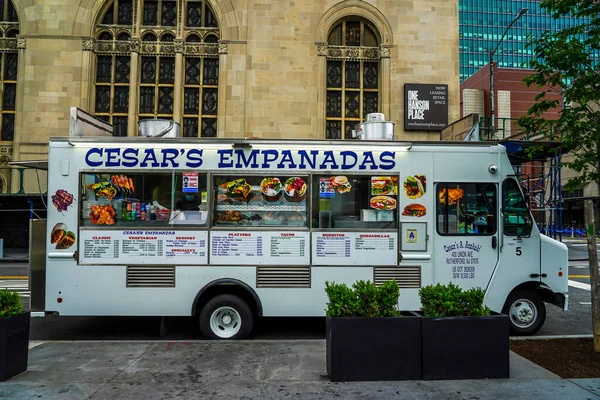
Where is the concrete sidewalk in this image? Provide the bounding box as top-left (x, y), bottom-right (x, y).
top-left (2, 340), bottom-right (600, 400)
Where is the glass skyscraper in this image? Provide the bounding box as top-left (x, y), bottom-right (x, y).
top-left (459, 0), bottom-right (590, 82)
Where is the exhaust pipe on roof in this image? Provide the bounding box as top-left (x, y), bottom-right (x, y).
top-left (353, 113), bottom-right (395, 140)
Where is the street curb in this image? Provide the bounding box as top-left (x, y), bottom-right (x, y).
top-left (28, 336), bottom-right (593, 343)
top-left (26, 339), bottom-right (327, 344)
top-left (511, 334), bottom-right (593, 340)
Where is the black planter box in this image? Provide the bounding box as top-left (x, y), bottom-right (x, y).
top-left (421, 312), bottom-right (509, 380)
top-left (0, 312), bottom-right (30, 381)
top-left (326, 312), bottom-right (422, 382)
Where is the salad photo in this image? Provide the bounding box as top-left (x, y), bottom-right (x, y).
top-left (285, 177), bottom-right (306, 197)
top-left (260, 177), bottom-right (282, 196)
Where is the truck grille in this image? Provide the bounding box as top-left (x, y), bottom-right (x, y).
top-left (126, 266), bottom-right (176, 288)
top-left (374, 266), bottom-right (421, 288)
top-left (257, 266), bottom-right (311, 288)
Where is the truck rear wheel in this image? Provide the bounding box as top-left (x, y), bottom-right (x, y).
top-left (199, 294), bottom-right (253, 340)
top-left (502, 290), bottom-right (546, 336)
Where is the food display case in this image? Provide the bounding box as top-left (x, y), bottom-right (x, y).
top-left (79, 172), bottom-right (207, 228)
top-left (212, 175), bottom-right (308, 227)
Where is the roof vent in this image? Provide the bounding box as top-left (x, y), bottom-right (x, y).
top-left (366, 113), bottom-right (386, 123)
top-left (138, 119), bottom-right (180, 137)
top-left (353, 113), bottom-right (395, 140)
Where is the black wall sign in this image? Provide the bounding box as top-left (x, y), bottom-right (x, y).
top-left (404, 84), bottom-right (448, 131)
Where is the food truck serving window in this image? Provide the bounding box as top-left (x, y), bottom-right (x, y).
top-left (213, 175), bottom-right (308, 227)
top-left (311, 175), bottom-right (398, 229)
top-left (80, 172), bottom-right (208, 227)
top-left (436, 183), bottom-right (497, 236)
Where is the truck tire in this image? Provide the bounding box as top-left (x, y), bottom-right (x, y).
top-left (502, 290), bottom-right (546, 336)
top-left (199, 294), bottom-right (253, 340)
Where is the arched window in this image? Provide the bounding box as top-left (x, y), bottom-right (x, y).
top-left (94, 0), bottom-right (219, 137)
top-left (0, 0), bottom-right (19, 141)
top-left (326, 19), bottom-right (380, 139)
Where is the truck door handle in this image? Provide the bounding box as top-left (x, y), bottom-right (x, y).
top-left (492, 236), bottom-right (497, 249)
top-left (530, 273), bottom-right (548, 278)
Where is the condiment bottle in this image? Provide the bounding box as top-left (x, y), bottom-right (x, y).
top-left (130, 202), bottom-right (137, 221)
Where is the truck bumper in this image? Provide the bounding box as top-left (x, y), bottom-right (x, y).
top-left (551, 292), bottom-right (568, 311)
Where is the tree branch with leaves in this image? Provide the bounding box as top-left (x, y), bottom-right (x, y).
top-left (519, 0), bottom-right (600, 351)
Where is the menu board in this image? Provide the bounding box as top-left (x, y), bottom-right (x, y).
top-left (210, 231), bottom-right (310, 265)
top-left (312, 232), bottom-right (397, 265)
top-left (79, 230), bottom-right (208, 265)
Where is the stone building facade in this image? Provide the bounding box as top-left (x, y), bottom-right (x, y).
top-left (0, 0), bottom-right (459, 193)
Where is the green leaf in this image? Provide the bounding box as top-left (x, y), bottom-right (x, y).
top-left (419, 283), bottom-right (490, 317)
top-left (324, 279), bottom-right (400, 317)
top-left (0, 289), bottom-right (23, 318)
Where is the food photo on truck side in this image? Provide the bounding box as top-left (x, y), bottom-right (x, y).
top-left (25, 135), bottom-right (567, 339)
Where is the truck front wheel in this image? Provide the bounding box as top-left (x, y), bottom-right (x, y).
top-left (502, 290), bottom-right (546, 336)
top-left (199, 294), bottom-right (253, 340)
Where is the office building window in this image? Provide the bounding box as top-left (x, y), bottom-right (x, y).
top-left (459, 0), bottom-right (597, 82)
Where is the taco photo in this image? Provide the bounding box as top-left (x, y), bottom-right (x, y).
top-left (50, 223), bottom-right (76, 249)
top-left (371, 176), bottom-right (394, 195)
top-left (220, 178), bottom-right (252, 198)
top-left (55, 231), bottom-right (76, 249)
top-left (370, 195), bottom-right (397, 210)
top-left (50, 223), bottom-right (67, 244)
top-left (404, 175), bottom-right (426, 199)
top-left (402, 203), bottom-right (427, 217)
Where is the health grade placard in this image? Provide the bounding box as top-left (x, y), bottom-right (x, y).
top-left (79, 230), bottom-right (208, 265)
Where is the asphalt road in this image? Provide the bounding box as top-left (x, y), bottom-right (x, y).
top-left (566, 240), bottom-right (600, 261)
top-left (1, 241), bottom-right (598, 340)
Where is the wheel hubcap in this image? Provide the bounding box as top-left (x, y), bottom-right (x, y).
top-left (210, 306), bottom-right (241, 338)
top-left (509, 299), bottom-right (537, 329)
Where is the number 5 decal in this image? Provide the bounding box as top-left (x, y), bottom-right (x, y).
top-left (516, 247), bottom-right (522, 256)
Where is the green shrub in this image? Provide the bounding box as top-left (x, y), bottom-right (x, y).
top-left (324, 281), bottom-right (357, 317)
top-left (0, 289), bottom-right (23, 318)
top-left (419, 282), bottom-right (490, 317)
top-left (325, 279), bottom-right (400, 317)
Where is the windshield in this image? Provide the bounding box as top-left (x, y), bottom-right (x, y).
top-left (502, 178), bottom-right (532, 237)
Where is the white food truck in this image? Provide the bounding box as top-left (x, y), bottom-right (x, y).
top-left (32, 129), bottom-right (568, 339)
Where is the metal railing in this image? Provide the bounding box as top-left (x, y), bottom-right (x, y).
top-left (478, 117), bottom-right (534, 141)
